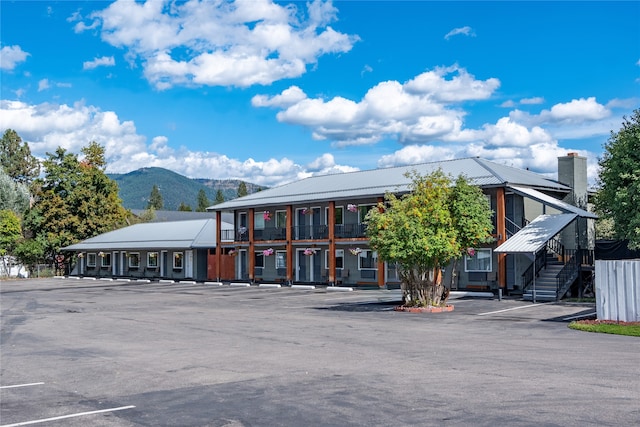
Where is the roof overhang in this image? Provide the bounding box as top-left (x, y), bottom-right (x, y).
top-left (495, 213), bottom-right (577, 254)
top-left (508, 186), bottom-right (597, 219)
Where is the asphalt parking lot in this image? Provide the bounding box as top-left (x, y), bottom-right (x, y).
top-left (1, 278), bottom-right (638, 427)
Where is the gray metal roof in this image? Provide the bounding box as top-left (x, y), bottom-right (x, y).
top-left (211, 157), bottom-right (570, 211)
top-left (508, 186), bottom-right (597, 219)
top-left (63, 219), bottom-right (233, 251)
top-left (494, 214), bottom-right (577, 254)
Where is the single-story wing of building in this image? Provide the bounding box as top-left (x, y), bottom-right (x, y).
top-left (64, 216), bottom-right (233, 282)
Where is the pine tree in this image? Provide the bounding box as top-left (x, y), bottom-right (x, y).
top-left (148, 185), bottom-right (164, 210)
top-left (237, 181), bottom-right (248, 197)
top-left (214, 189), bottom-right (225, 204)
top-left (196, 189), bottom-right (210, 212)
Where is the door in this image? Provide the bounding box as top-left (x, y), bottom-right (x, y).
top-left (296, 249), bottom-right (321, 282)
top-left (185, 250), bottom-right (194, 279)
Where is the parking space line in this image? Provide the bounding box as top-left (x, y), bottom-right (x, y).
top-left (0, 383), bottom-right (44, 389)
top-left (0, 406), bottom-right (136, 427)
top-left (477, 303), bottom-right (544, 316)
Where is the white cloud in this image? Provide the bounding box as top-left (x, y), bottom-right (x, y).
top-left (78, 0), bottom-right (358, 89)
top-left (444, 26), bottom-right (475, 40)
top-left (256, 65), bottom-right (498, 146)
top-left (83, 56), bottom-right (116, 70)
top-left (0, 45), bottom-right (30, 70)
top-left (0, 98), bottom-right (356, 187)
top-left (38, 79), bottom-right (51, 92)
top-left (544, 97), bottom-right (610, 122)
top-left (520, 97), bottom-right (544, 105)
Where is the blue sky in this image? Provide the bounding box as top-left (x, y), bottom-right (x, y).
top-left (1, 1), bottom-right (639, 187)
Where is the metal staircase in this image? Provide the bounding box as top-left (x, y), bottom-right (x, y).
top-left (522, 253), bottom-right (565, 302)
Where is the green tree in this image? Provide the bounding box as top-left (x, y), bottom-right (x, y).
top-left (148, 184), bottom-right (164, 210)
top-left (0, 209), bottom-right (22, 277)
top-left (214, 189), bottom-right (225, 204)
top-left (0, 169), bottom-right (30, 214)
top-left (178, 202), bottom-right (193, 211)
top-left (237, 181), bottom-right (247, 197)
top-left (0, 129), bottom-right (40, 185)
top-left (366, 170), bottom-right (493, 307)
top-left (14, 237), bottom-right (45, 276)
top-left (196, 188), bottom-right (210, 212)
top-left (23, 143), bottom-right (128, 259)
top-left (595, 109), bottom-right (640, 249)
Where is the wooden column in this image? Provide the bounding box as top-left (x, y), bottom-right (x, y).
top-left (328, 201), bottom-right (336, 285)
top-left (248, 208), bottom-right (255, 282)
top-left (215, 210), bottom-right (222, 280)
top-left (496, 188), bottom-right (507, 289)
top-left (286, 205), bottom-right (294, 283)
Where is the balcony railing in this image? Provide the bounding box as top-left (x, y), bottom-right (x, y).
top-left (222, 223), bottom-right (367, 242)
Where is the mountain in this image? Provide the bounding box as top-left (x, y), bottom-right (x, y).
top-left (108, 167), bottom-right (264, 210)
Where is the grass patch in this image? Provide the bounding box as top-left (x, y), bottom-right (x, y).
top-left (569, 320), bottom-right (640, 337)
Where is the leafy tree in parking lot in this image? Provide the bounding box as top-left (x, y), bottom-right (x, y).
top-left (595, 109), bottom-right (640, 249)
top-left (366, 170), bottom-right (493, 307)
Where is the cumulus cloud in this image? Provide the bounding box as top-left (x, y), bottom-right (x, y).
top-left (0, 98), bottom-right (357, 187)
top-left (255, 65), bottom-right (499, 146)
top-left (444, 26), bottom-right (475, 40)
top-left (83, 56), bottom-right (116, 70)
top-left (76, 0), bottom-right (358, 89)
top-left (0, 45), bottom-right (30, 70)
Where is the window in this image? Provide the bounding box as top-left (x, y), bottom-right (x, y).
top-left (325, 206), bottom-right (344, 225)
top-left (100, 252), bottom-right (111, 267)
top-left (358, 250), bottom-right (377, 270)
top-left (465, 249), bottom-right (492, 272)
top-left (275, 250), bottom-right (287, 269)
top-left (173, 252), bottom-right (184, 269)
top-left (358, 205), bottom-right (374, 223)
top-left (254, 251), bottom-right (265, 268)
top-left (148, 252), bottom-right (159, 268)
top-left (275, 210), bottom-right (287, 228)
top-left (87, 253), bottom-right (97, 267)
top-left (128, 253), bottom-right (140, 268)
top-left (325, 249), bottom-right (344, 269)
top-left (254, 212), bottom-right (266, 230)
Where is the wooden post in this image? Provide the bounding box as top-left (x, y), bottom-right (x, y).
top-left (328, 201), bottom-right (336, 285)
top-left (248, 208), bottom-right (255, 282)
top-left (215, 211), bottom-right (222, 281)
top-left (286, 205), bottom-right (294, 283)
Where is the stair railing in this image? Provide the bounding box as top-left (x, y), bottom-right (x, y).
top-left (547, 236), bottom-right (565, 260)
top-left (555, 249), bottom-right (580, 300)
top-left (521, 248), bottom-right (547, 292)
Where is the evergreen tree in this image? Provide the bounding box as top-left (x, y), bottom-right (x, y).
top-left (148, 184), bottom-right (164, 210)
top-left (0, 129), bottom-right (40, 185)
top-left (214, 189), bottom-right (225, 204)
top-left (178, 202), bottom-right (193, 211)
top-left (196, 188), bottom-right (210, 212)
top-left (237, 181), bottom-right (248, 197)
top-left (0, 169), bottom-right (30, 214)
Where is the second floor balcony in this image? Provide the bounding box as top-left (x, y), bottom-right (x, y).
top-left (221, 223), bottom-right (369, 242)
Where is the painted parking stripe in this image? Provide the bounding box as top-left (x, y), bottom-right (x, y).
top-left (0, 382), bottom-right (44, 389)
top-left (477, 303), bottom-right (544, 316)
top-left (0, 405), bottom-right (136, 427)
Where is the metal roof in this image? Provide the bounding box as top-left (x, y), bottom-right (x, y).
top-left (494, 214), bottom-right (577, 254)
top-left (508, 186), bottom-right (597, 219)
top-left (63, 219), bottom-right (233, 251)
top-left (211, 157), bottom-right (570, 211)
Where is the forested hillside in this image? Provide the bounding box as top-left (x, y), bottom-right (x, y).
top-left (108, 167), bottom-right (264, 210)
